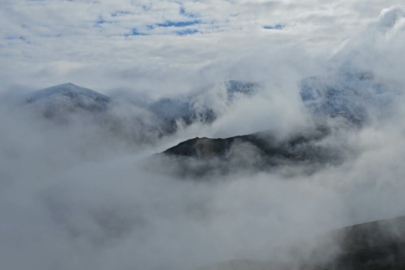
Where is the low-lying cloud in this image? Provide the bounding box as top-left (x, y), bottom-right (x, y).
top-left (1, 4), bottom-right (405, 270)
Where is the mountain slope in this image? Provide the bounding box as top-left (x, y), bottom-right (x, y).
top-left (199, 216), bottom-right (405, 270)
top-left (149, 80), bottom-right (260, 133)
top-left (25, 83), bottom-right (111, 116)
top-left (160, 126), bottom-right (345, 176)
top-left (312, 215), bottom-right (405, 270)
top-left (300, 69), bottom-right (396, 124)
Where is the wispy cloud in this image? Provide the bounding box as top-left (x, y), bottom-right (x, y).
top-left (0, 0), bottom-right (403, 91)
top-left (1, 2), bottom-right (405, 270)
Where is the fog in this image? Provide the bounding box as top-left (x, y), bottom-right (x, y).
top-left (1, 5), bottom-right (405, 270)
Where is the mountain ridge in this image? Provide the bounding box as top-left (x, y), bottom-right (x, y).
top-left (25, 82), bottom-right (111, 115)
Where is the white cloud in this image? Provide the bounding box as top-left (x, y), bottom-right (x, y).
top-left (379, 5), bottom-right (405, 27)
top-left (1, 2), bottom-right (405, 270)
top-left (0, 0), bottom-right (403, 93)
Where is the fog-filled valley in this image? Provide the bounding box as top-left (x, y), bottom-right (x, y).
top-left (1, 2), bottom-right (405, 270)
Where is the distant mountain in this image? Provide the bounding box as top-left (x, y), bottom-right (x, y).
top-left (198, 216), bottom-right (405, 270)
top-left (300, 69), bottom-right (396, 124)
top-left (149, 80), bottom-right (260, 133)
top-left (24, 81), bottom-right (260, 135)
top-left (160, 126), bottom-right (345, 176)
top-left (25, 83), bottom-right (111, 117)
top-left (23, 83), bottom-right (166, 145)
top-left (163, 131), bottom-right (327, 161)
top-left (310, 215), bottom-right (405, 270)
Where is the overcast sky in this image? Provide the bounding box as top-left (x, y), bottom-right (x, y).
top-left (0, 0), bottom-right (403, 95)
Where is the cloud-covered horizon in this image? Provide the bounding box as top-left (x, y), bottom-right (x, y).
top-left (0, 1), bottom-right (403, 94)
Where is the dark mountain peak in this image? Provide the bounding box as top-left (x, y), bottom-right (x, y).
top-left (164, 136), bottom-right (233, 159)
top-left (162, 127), bottom-right (340, 172)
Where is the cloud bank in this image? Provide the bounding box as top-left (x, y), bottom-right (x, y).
top-left (1, 2), bottom-right (405, 270)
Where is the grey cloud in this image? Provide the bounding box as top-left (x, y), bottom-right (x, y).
top-left (1, 2), bottom-right (405, 270)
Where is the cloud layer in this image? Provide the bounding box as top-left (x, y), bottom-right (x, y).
top-left (1, 2), bottom-right (405, 270)
top-left (0, 0), bottom-right (402, 93)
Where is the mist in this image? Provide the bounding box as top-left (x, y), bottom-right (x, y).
top-left (1, 3), bottom-right (405, 270)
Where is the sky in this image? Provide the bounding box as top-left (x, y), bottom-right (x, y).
top-left (0, 0), bottom-right (403, 95)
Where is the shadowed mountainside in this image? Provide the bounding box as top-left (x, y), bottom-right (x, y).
top-left (322, 215), bottom-right (405, 270)
top-left (198, 216), bottom-right (405, 270)
top-left (162, 126), bottom-right (344, 166)
top-left (156, 125), bottom-right (354, 178)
